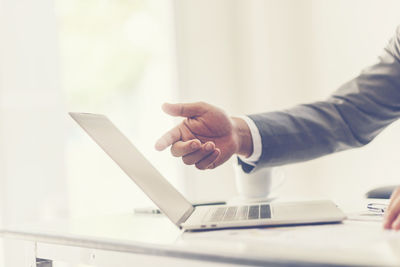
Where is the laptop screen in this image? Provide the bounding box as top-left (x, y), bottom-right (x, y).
top-left (70, 113), bottom-right (194, 225)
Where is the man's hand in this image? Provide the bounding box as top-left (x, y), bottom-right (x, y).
top-left (384, 187), bottom-right (400, 230)
top-left (155, 102), bottom-right (253, 170)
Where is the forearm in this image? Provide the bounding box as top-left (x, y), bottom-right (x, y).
top-left (249, 25), bottom-right (400, 170)
top-left (248, 101), bottom-right (367, 168)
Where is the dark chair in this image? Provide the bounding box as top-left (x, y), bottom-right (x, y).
top-left (366, 185), bottom-right (399, 199)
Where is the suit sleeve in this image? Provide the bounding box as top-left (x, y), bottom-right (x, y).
top-left (245, 26), bottom-right (400, 172)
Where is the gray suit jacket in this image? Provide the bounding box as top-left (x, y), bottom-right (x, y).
top-left (243, 26), bottom-right (400, 172)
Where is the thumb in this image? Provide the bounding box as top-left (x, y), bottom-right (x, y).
top-left (162, 102), bottom-right (207, 118)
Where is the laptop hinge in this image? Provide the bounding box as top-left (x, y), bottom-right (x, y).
top-left (177, 206), bottom-right (195, 226)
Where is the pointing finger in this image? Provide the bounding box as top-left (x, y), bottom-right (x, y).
top-left (384, 187), bottom-right (400, 229)
top-left (384, 196), bottom-right (400, 229)
top-left (155, 125), bottom-right (181, 151)
top-left (162, 102), bottom-right (208, 118)
top-left (387, 187), bottom-right (400, 214)
top-left (392, 214), bottom-right (400, 230)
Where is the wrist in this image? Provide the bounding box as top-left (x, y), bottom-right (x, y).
top-left (232, 117), bottom-right (253, 158)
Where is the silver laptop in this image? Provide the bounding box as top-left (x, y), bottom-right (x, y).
top-left (70, 112), bottom-right (346, 230)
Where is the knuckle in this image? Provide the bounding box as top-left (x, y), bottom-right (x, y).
top-left (170, 145), bottom-right (180, 157)
top-left (170, 146), bottom-right (177, 157)
top-left (182, 157), bottom-right (194, 165)
top-left (197, 101), bottom-right (208, 109)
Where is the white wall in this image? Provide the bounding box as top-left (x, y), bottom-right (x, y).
top-left (173, 0), bottom-right (239, 201)
top-left (173, 0), bottom-right (400, 206)
top-left (1, 0), bottom-right (399, 229)
top-left (0, 0), bottom-right (68, 227)
top-left (235, 0), bottom-right (400, 206)
top-left (304, 0), bottom-right (400, 206)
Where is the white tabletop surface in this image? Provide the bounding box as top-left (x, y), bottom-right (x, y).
top-left (1, 198), bottom-right (399, 267)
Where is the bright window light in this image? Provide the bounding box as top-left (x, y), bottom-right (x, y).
top-left (55, 0), bottom-right (181, 217)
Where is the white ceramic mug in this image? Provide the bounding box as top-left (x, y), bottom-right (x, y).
top-left (232, 163), bottom-right (285, 203)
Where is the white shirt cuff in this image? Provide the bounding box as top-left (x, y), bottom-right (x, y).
top-left (237, 116), bottom-right (262, 166)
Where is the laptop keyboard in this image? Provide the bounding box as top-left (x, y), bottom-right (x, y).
top-left (205, 204), bottom-right (271, 222)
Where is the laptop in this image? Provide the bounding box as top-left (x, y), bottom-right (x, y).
top-left (69, 112), bottom-right (346, 230)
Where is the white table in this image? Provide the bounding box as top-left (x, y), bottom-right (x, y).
top-left (1, 199), bottom-right (399, 267)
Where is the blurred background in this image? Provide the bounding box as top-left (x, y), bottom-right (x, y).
top-left (1, 0), bottom-right (400, 228)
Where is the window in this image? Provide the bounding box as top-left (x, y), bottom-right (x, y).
top-left (55, 0), bottom-right (181, 216)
